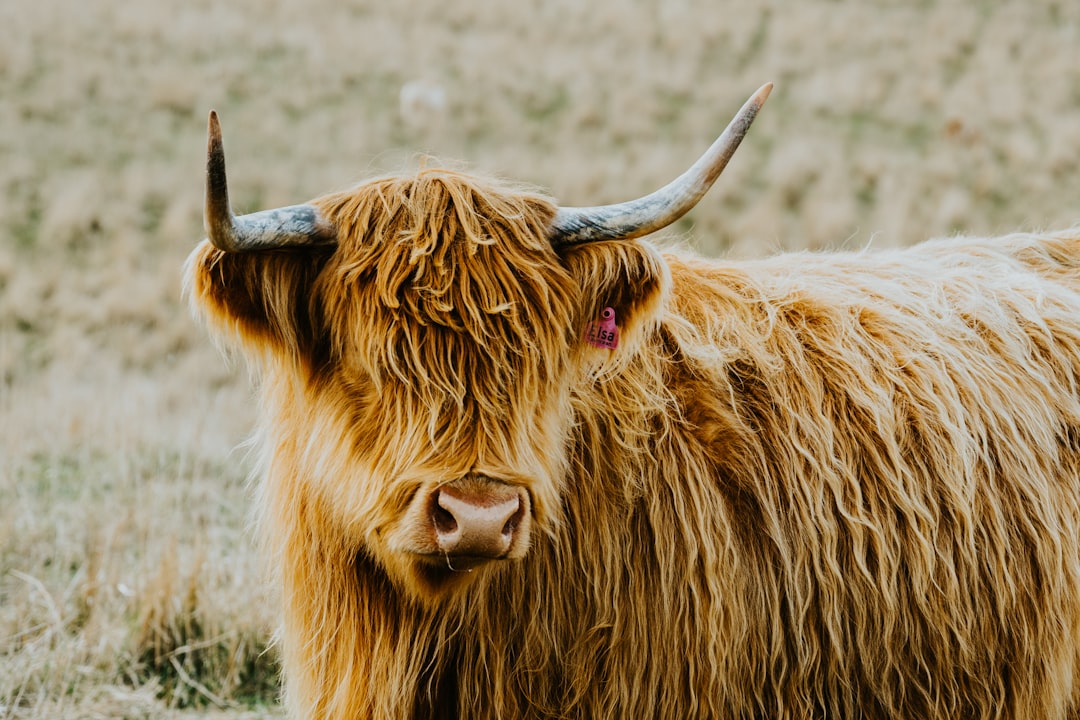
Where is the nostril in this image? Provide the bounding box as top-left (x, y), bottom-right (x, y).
top-left (432, 493), bottom-right (458, 535)
top-left (502, 504), bottom-right (524, 538)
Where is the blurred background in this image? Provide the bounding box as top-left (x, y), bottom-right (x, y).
top-left (3, 0), bottom-right (1080, 717)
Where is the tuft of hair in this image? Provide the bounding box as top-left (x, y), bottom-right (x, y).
top-left (311, 167), bottom-right (576, 411)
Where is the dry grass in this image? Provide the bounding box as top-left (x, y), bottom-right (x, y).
top-left (3, 0), bottom-right (1080, 717)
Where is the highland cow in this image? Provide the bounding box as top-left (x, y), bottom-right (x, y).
top-left (186, 83), bottom-right (1080, 719)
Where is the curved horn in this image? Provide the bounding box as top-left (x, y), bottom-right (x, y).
top-left (548, 83), bottom-right (772, 245)
top-left (204, 110), bottom-right (335, 252)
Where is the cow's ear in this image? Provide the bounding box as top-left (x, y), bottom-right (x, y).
top-left (184, 240), bottom-right (329, 361)
top-left (559, 240), bottom-right (670, 364)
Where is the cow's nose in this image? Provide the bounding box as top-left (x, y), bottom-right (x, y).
top-left (432, 485), bottom-right (524, 558)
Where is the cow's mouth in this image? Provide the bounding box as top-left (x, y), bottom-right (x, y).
top-left (416, 552), bottom-right (503, 572)
top-left (410, 552), bottom-right (506, 591)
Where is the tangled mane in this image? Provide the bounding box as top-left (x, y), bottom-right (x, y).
top-left (644, 232), bottom-right (1080, 717)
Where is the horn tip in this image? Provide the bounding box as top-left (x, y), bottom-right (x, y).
top-left (754, 82), bottom-right (774, 105)
top-left (207, 110), bottom-right (221, 142)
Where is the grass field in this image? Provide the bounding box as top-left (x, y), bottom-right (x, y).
top-left (3, 0), bottom-right (1080, 717)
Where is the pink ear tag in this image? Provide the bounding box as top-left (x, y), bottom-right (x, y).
top-left (586, 307), bottom-right (620, 349)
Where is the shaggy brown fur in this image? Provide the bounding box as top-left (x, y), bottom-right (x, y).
top-left (186, 166), bottom-right (1080, 719)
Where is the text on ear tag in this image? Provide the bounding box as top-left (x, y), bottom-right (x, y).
top-left (586, 307), bottom-right (620, 349)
